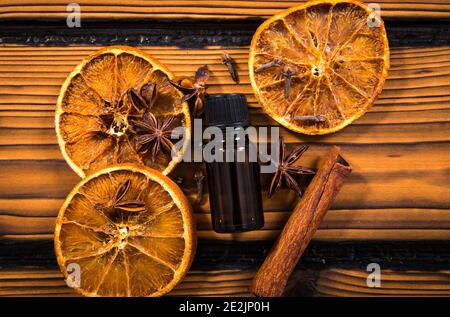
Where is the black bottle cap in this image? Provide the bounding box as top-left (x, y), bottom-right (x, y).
top-left (204, 94), bottom-right (250, 128)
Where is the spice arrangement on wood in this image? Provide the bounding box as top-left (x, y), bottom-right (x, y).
top-left (0, 0), bottom-right (448, 299)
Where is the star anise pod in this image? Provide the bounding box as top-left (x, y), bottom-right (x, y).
top-left (130, 112), bottom-right (175, 162)
top-left (170, 65), bottom-right (209, 117)
top-left (128, 82), bottom-right (158, 115)
top-left (268, 137), bottom-right (315, 198)
top-left (95, 179), bottom-right (146, 214)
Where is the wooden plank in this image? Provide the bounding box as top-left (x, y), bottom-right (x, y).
top-left (1, 46), bottom-right (450, 114)
top-left (0, 268), bottom-right (253, 296)
top-left (2, 142), bottom-right (450, 172)
top-left (1, 267), bottom-right (449, 297)
top-left (313, 269), bottom-right (450, 296)
top-left (2, 229), bottom-right (450, 241)
top-left (290, 268), bottom-right (450, 296)
top-left (3, 208), bottom-right (450, 235)
top-left (2, 123), bottom-right (450, 144)
top-left (1, 145), bottom-right (449, 209)
top-left (2, 108), bottom-right (450, 127)
top-left (0, 1), bottom-right (449, 20)
top-left (2, 197), bottom-right (450, 229)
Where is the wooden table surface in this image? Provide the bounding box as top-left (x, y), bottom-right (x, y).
top-left (0, 0), bottom-right (449, 296)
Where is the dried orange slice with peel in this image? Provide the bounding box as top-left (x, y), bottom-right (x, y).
top-left (54, 164), bottom-right (196, 297)
top-left (249, 0), bottom-right (389, 135)
top-left (56, 46), bottom-right (191, 177)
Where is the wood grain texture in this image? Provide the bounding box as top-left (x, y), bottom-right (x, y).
top-left (1, 267), bottom-right (449, 297)
top-left (290, 268), bottom-right (450, 296)
top-left (0, 1), bottom-right (450, 20)
top-left (0, 268), bottom-right (253, 297)
top-left (0, 45), bottom-right (449, 241)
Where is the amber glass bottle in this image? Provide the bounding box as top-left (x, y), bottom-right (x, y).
top-left (204, 94), bottom-right (264, 233)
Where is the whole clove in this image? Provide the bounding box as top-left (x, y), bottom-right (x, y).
top-left (193, 169), bottom-right (205, 204)
top-left (255, 58), bottom-right (283, 73)
top-left (294, 114), bottom-right (326, 123)
top-left (282, 67), bottom-right (294, 98)
top-left (221, 52), bottom-right (239, 83)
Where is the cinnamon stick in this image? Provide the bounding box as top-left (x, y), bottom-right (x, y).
top-left (250, 145), bottom-right (352, 297)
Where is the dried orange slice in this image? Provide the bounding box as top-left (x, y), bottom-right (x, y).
top-left (54, 164), bottom-right (196, 297)
top-left (249, 0), bottom-right (389, 134)
top-left (56, 46), bottom-right (191, 177)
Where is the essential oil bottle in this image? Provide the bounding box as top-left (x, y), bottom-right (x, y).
top-left (204, 94), bottom-right (264, 233)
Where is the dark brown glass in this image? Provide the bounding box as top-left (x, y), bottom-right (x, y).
top-left (206, 131), bottom-right (264, 233)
